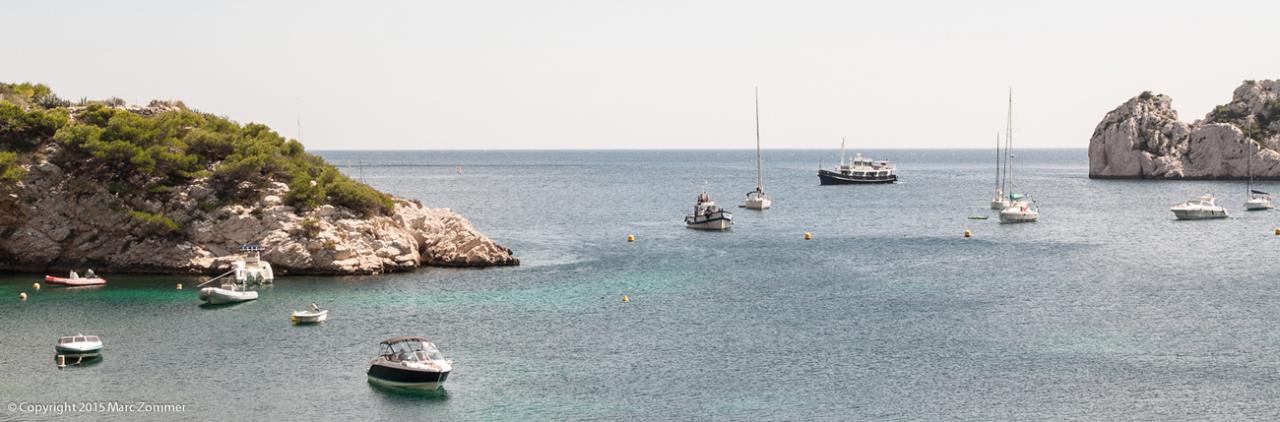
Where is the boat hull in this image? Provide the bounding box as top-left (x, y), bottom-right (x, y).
top-left (999, 211), bottom-right (1038, 223)
top-left (818, 169), bottom-right (896, 185)
top-left (1245, 199), bottom-right (1274, 211)
top-left (741, 197), bottom-right (771, 210)
top-left (199, 287), bottom-right (259, 304)
top-left (990, 199), bottom-right (1009, 210)
top-left (1172, 209), bottom-right (1228, 220)
top-left (55, 344), bottom-right (103, 354)
top-left (685, 215), bottom-right (733, 230)
top-left (367, 363), bottom-right (450, 390)
top-left (291, 310), bottom-right (328, 324)
top-left (44, 276), bottom-right (106, 286)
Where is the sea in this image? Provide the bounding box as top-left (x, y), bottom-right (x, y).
top-left (3, 149), bottom-right (1280, 421)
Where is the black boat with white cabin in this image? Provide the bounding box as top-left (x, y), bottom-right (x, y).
top-left (366, 336), bottom-right (453, 390)
top-left (817, 138), bottom-right (897, 185)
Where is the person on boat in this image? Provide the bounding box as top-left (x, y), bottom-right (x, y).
top-left (309, 303), bottom-right (321, 312)
top-left (85, 269), bottom-right (96, 278)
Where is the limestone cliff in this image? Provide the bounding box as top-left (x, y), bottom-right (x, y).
top-left (1089, 80), bottom-right (1280, 179)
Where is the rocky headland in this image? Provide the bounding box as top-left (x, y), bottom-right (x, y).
top-left (0, 83), bottom-right (517, 275)
top-left (1089, 79), bottom-right (1280, 179)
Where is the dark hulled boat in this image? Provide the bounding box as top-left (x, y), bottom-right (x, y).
top-left (367, 336), bottom-right (453, 390)
top-left (818, 152), bottom-right (897, 185)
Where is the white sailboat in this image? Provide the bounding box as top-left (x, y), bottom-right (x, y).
top-left (999, 89), bottom-right (1039, 223)
top-left (742, 87), bottom-right (771, 210)
top-left (990, 132), bottom-right (1009, 210)
top-left (1245, 140), bottom-right (1274, 210)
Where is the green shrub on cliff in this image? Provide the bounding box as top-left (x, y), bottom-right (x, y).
top-left (0, 102), bottom-right (67, 151)
top-left (0, 151), bottom-right (24, 187)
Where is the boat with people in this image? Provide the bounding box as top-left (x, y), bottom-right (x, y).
top-left (998, 89), bottom-right (1039, 223)
top-left (44, 269), bottom-right (106, 286)
top-left (367, 336), bottom-right (453, 390)
top-left (291, 303), bottom-right (328, 324)
top-left (1172, 194), bottom-right (1229, 220)
top-left (233, 244), bottom-right (274, 284)
top-left (198, 282), bottom-right (259, 305)
top-left (685, 192), bottom-right (733, 230)
top-left (817, 138), bottom-right (897, 185)
top-left (741, 87), bottom-right (772, 210)
top-left (55, 334), bottom-right (103, 354)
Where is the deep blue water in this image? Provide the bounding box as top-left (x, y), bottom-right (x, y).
top-left (4, 149), bottom-right (1280, 420)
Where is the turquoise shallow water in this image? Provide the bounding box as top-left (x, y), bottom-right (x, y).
top-left (4, 149), bottom-right (1280, 420)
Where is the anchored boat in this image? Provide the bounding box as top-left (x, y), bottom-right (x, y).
top-left (685, 192), bottom-right (733, 230)
top-left (198, 282), bottom-right (258, 304)
top-left (291, 303), bottom-right (328, 324)
top-left (1172, 194), bottom-right (1228, 220)
top-left (997, 89), bottom-right (1039, 224)
top-left (741, 87), bottom-right (772, 210)
top-left (44, 270), bottom-right (106, 286)
top-left (233, 244), bottom-right (274, 285)
top-left (817, 138), bottom-right (897, 185)
top-left (367, 336), bottom-right (453, 390)
top-left (55, 334), bottom-right (103, 354)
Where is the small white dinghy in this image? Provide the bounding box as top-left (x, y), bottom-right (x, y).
top-left (291, 303), bottom-right (328, 324)
top-left (56, 334), bottom-right (103, 354)
top-left (199, 283), bottom-right (258, 305)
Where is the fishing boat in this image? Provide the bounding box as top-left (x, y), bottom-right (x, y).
top-left (685, 192), bottom-right (733, 230)
top-left (1245, 141), bottom-right (1274, 210)
top-left (367, 336), bottom-right (453, 390)
top-left (817, 138), bottom-right (897, 185)
top-left (233, 244), bottom-right (274, 284)
top-left (291, 303), bottom-right (329, 324)
top-left (55, 334), bottom-right (103, 354)
top-left (998, 90), bottom-right (1039, 223)
top-left (44, 270), bottom-right (106, 286)
top-left (198, 282), bottom-right (258, 305)
top-left (990, 132), bottom-right (1010, 210)
top-left (741, 87), bottom-right (771, 210)
top-left (1172, 194), bottom-right (1228, 220)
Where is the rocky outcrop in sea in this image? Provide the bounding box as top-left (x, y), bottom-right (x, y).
top-left (1088, 80), bottom-right (1280, 179)
top-left (0, 149), bottom-right (519, 275)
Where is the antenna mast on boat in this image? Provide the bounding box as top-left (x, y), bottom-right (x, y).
top-left (1005, 88), bottom-right (1014, 196)
top-left (840, 137), bottom-right (847, 167)
top-left (754, 86), bottom-right (763, 192)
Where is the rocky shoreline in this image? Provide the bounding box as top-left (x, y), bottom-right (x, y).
top-left (1088, 80), bottom-right (1280, 179)
top-left (0, 151), bottom-right (518, 274)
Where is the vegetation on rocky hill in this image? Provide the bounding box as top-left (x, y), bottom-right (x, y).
top-left (0, 82), bottom-right (392, 216)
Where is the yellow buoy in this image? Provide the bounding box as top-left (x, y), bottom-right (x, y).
top-left (963, 230), bottom-right (972, 238)
top-left (33, 283), bottom-right (40, 290)
top-left (804, 232), bottom-right (812, 240)
top-left (622, 295), bottom-right (630, 303)
top-left (19, 292), bottom-right (27, 301)
top-left (176, 283), bottom-right (183, 290)
top-left (627, 234), bottom-right (635, 242)
top-left (56, 355), bottom-right (65, 368)
top-left (1275, 228), bottom-right (1279, 236)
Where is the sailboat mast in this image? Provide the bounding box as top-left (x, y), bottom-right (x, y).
top-left (755, 86), bottom-right (762, 191)
top-left (840, 137), bottom-right (847, 167)
top-left (995, 132), bottom-right (1002, 195)
top-left (1248, 139), bottom-right (1253, 193)
top-left (1006, 89), bottom-right (1014, 196)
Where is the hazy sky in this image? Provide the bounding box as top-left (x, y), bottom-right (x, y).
top-left (6, 1), bottom-right (1279, 150)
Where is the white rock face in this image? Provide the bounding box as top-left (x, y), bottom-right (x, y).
top-left (0, 164), bottom-right (518, 274)
top-left (1089, 80), bottom-right (1280, 179)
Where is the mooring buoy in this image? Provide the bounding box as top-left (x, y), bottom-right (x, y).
top-left (964, 230), bottom-right (972, 238)
top-left (804, 232), bottom-right (812, 240)
top-left (33, 283), bottom-right (40, 291)
top-left (627, 234), bottom-right (635, 242)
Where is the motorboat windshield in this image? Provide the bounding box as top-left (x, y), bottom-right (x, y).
top-left (380, 339), bottom-right (446, 362)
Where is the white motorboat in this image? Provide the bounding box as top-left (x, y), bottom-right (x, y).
top-left (234, 244), bottom-right (274, 284)
top-left (1244, 142), bottom-right (1274, 210)
top-left (686, 192), bottom-right (733, 230)
top-left (291, 303), bottom-right (328, 324)
top-left (1172, 195), bottom-right (1228, 220)
top-left (367, 336), bottom-right (453, 390)
top-left (199, 283), bottom-right (259, 304)
top-left (55, 334), bottom-right (103, 354)
top-left (741, 87), bottom-right (772, 210)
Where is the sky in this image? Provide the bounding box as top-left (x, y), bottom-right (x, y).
top-left (5, 0), bottom-right (1279, 150)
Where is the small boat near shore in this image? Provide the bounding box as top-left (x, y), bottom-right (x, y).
top-left (44, 270), bottom-right (106, 286)
top-left (367, 336), bottom-right (453, 390)
top-left (56, 334), bottom-right (103, 354)
top-left (199, 283), bottom-right (258, 305)
top-left (291, 303), bottom-right (328, 324)
top-left (233, 244), bottom-right (274, 285)
top-left (1172, 194), bottom-right (1228, 220)
top-left (685, 192), bottom-right (733, 230)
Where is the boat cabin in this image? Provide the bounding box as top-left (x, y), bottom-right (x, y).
top-left (378, 336), bottom-right (446, 363)
top-left (835, 154), bottom-right (895, 178)
top-left (59, 335), bottom-right (99, 345)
